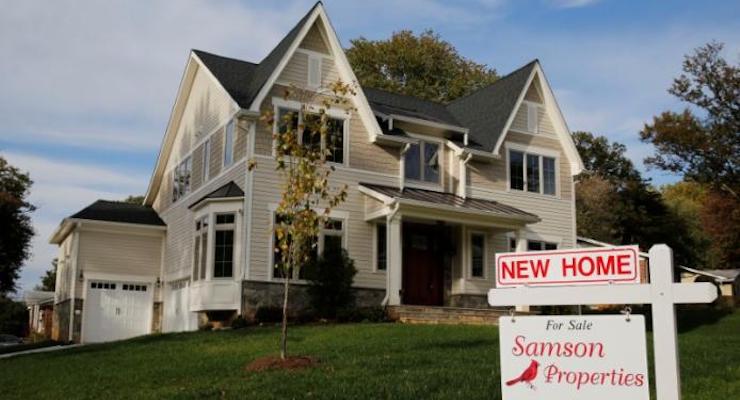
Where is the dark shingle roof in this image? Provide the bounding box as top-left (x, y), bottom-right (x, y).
top-left (70, 200), bottom-right (165, 226)
top-left (193, 2), bottom-right (319, 109)
top-left (363, 87), bottom-right (462, 127)
top-left (446, 60), bottom-right (537, 152)
top-left (360, 183), bottom-right (539, 222)
top-left (189, 181), bottom-right (244, 209)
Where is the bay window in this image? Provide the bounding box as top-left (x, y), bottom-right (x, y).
top-left (213, 214), bottom-right (235, 278)
top-left (508, 148), bottom-right (556, 195)
top-left (192, 216), bottom-right (208, 281)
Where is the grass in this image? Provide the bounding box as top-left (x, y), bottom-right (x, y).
top-left (1, 311), bottom-right (738, 399)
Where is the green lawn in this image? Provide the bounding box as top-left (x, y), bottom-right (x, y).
top-left (2, 311), bottom-right (738, 399)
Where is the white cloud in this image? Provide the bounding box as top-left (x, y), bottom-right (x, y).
top-left (548, 0), bottom-right (601, 8)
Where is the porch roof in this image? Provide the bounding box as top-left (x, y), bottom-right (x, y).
top-left (359, 183), bottom-right (540, 224)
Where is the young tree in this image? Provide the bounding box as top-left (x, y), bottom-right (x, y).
top-left (0, 156), bottom-right (35, 295)
top-left (35, 258), bottom-right (57, 292)
top-left (346, 30), bottom-right (498, 103)
top-left (640, 42), bottom-right (739, 192)
top-left (259, 83), bottom-right (351, 359)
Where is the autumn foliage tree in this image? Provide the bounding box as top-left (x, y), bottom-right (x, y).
top-left (259, 82), bottom-right (351, 360)
top-left (346, 30), bottom-right (498, 103)
top-left (0, 156), bottom-right (35, 295)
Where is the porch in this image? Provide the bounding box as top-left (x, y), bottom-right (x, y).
top-left (360, 183), bottom-right (540, 308)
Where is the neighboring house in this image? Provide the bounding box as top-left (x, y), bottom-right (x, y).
top-left (50, 2), bottom-right (584, 343)
top-left (680, 267), bottom-right (740, 304)
top-left (23, 290), bottom-right (54, 339)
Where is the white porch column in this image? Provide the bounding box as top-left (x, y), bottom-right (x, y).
top-left (514, 229), bottom-right (530, 312)
top-left (386, 212), bottom-right (403, 306)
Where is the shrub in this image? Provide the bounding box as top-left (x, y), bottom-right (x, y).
top-left (337, 306), bottom-right (388, 323)
top-left (304, 248), bottom-right (357, 319)
top-left (231, 315), bottom-right (249, 330)
top-left (254, 306), bottom-right (283, 324)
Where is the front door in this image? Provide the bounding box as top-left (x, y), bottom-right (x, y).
top-left (402, 223), bottom-right (444, 306)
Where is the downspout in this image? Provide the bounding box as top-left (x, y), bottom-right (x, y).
top-left (381, 201), bottom-right (400, 306)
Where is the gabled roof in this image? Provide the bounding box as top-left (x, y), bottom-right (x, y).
top-left (360, 183), bottom-right (539, 222)
top-left (189, 181), bottom-right (244, 209)
top-left (70, 200), bottom-right (165, 226)
top-left (446, 60), bottom-right (537, 152)
top-left (193, 3), bottom-right (319, 109)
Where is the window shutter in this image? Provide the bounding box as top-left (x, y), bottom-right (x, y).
top-left (308, 55), bottom-right (322, 87)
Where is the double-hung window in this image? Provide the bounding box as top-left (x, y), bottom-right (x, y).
top-left (275, 106), bottom-right (345, 164)
top-left (405, 141), bottom-right (440, 184)
top-left (509, 149), bottom-right (556, 195)
top-left (213, 214), bottom-right (235, 278)
top-left (223, 120), bottom-right (235, 168)
top-left (272, 214), bottom-right (345, 279)
top-left (192, 216), bottom-right (208, 281)
top-left (173, 156), bottom-right (192, 203)
top-left (375, 223), bottom-right (387, 271)
top-left (470, 232), bottom-right (486, 278)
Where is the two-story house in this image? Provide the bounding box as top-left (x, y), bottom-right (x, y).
top-left (50, 2), bottom-right (583, 343)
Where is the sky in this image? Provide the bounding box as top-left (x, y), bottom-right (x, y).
top-left (1, 0), bottom-right (738, 295)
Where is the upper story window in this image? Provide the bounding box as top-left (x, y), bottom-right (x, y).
top-left (405, 141), bottom-right (440, 184)
top-left (307, 54), bottom-right (322, 88)
top-left (172, 156), bottom-right (192, 203)
top-left (275, 106), bottom-right (345, 164)
top-left (223, 120), bottom-right (235, 168)
top-left (202, 138), bottom-right (211, 182)
top-left (509, 149), bottom-right (556, 196)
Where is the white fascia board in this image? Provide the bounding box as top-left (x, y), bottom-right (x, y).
top-left (388, 114), bottom-right (469, 135)
top-left (71, 218), bottom-right (166, 234)
top-left (357, 185), bottom-right (395, 205)
top-left (144, 54), bottom-right (199, 205)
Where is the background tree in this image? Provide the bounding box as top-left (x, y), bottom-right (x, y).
top-left (35, 258), bottom-right (57, 292)
top-left (259, 83), bottom-right (351, 360)
top-left (640, 42), bottom-right (739, 269)
top-left (0, 156), bottom-right (35, 295)
top-left (346, 30), bottom-right (498, 103)
top-left (122, 195), bottom-right (144, 204)
top-left (573, 132), bottom-right (697, 266)
top-left (640, 41), bottom-right (739, 191)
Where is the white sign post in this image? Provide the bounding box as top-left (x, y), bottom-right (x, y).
top-left (489, 244), bottom-right (718, 400)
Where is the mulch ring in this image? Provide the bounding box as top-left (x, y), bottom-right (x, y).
top-left (245, 355), bottom-right (319, 372)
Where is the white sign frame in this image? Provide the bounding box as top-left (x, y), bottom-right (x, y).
top-left (495, 245), bottom-right (640, 287)
top-left (488, 245), bottom-right (717, 400)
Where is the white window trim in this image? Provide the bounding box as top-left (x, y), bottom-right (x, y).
top-left (468, 230), bottom-right (488, 280)
top-left (267, 204), bottom-right (349, 282)
top-left (372, 222), bottom-right (387, 273)
top-left (403, 132), bottom-right (444, 189)
top-left (271, 97), bottom-right (350, 167)
top-left (307, 53), bottom-right (322, 89)
top-left (506, 232), bottom-right (563, 252)
top-left (192, 201), bottom-right (242, 283)
top-left (505, 142), bottom-right (559, 198)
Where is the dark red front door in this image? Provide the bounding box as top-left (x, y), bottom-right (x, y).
top-left (402, 224), bottom-right (444, 306)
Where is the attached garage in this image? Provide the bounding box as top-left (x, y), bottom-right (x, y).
top-left (83, 280), bottom-right (154, 343)
top-left (49, 200), bottom-right (166, 343)
top-left (163, 280), bottom-right (197, 332)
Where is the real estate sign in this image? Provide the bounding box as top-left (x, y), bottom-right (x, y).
top-left (495, 246), bottom-right (640, 287)
top-left (499, 315), bottom-right (649, 400)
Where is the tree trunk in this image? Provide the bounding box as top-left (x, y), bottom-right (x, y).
top-left (280, 275), bottom-right (290, 360)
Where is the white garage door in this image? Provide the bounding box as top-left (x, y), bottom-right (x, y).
top-left (164, 281), bottom-right (197, 333)
top-left (83, 281), bottom-right (153, 343)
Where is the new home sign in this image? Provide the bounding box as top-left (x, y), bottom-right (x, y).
top-left (499, 315), bottom-right (649, 399)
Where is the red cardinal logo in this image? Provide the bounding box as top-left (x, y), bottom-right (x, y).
top-left (506, 359), bottom-right (539, 390)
